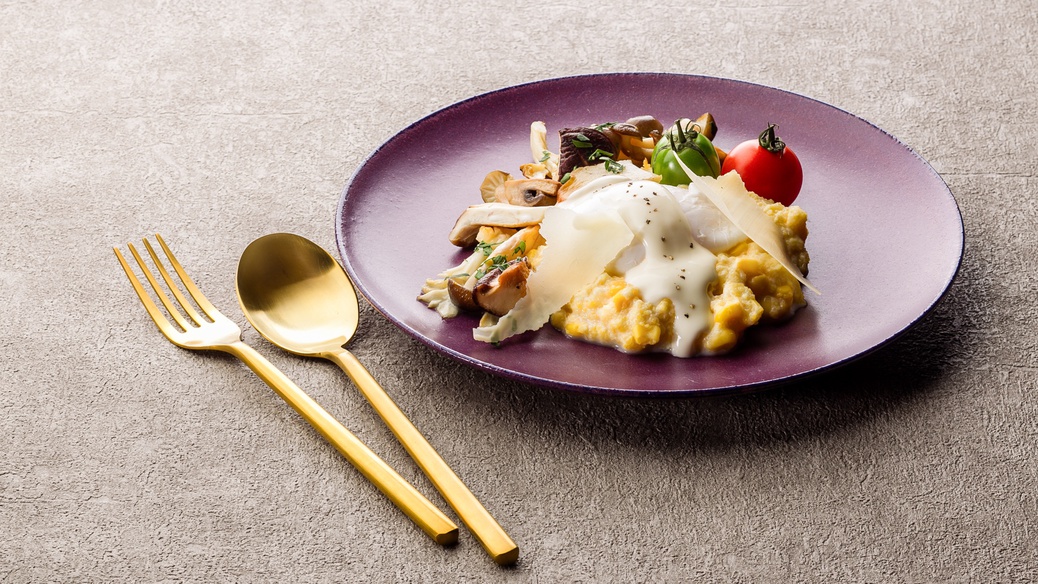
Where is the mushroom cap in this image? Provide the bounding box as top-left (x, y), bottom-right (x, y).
top-left (498, 178), bottom-right (560, 207)
top-left (473, 258), bottom-right (531, 316)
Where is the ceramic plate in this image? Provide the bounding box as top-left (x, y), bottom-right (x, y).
top-left (335, 73), bottom-right (963, 397)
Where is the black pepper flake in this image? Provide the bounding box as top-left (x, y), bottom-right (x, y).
top-left (646, 219), bottom-right (651, 224)
top-left (684, 313), bottom-right (690, 318)
top-left (679, 275), bottom-right (685, 280)
top-left (689, 243), bottom-right (695, 249)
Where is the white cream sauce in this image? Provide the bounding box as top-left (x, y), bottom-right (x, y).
top-left (561, 179), bottom-right (726, 357)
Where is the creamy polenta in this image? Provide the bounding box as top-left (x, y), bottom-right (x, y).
top-left (549, 196), bottom-right (809, 355)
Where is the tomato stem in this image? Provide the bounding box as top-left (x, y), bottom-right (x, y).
top-left (758, 124), bottom-right (786, 154)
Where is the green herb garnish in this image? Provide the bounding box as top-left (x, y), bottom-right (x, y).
top-left (571, 133), bottom-right (593, 148)
top-left (475, 241), bottom-right (494, 256)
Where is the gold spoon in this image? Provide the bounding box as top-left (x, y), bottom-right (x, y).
top-left (235, 233), bottom-right (519, 565)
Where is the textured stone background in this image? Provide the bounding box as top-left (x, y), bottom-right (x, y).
top-left (2, 1), bottom-right (1036, 582)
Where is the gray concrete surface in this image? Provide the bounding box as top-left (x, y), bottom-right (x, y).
top-left (2, 1), bottom-right (1036, 581)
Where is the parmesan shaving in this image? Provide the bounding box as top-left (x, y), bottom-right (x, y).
top-left (473, 206), bottom-right (634, 344)
top-left (674, 157), bottom-right (820, 295)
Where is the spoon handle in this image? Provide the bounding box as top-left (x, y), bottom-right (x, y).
top-left (223, 341), bottom-right (459, 545)
top-left (330, 348), bottom-right (520, 566)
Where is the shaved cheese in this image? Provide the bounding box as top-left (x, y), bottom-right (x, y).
top-left (674, 157), bottom-right (819, 294)
top-left (473, 206), bottom-right (633, 344)
top-left (666, 183), bottom-right (747, 253)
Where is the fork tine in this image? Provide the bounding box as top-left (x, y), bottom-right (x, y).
top-left (143, 237), bottom-right (207, 326)
top-left (126, 241), bottom-right (195, 332)
top-left (114, 245), bottom-right (186, 339)
top-left (153, 234), bottom-right (228, 322)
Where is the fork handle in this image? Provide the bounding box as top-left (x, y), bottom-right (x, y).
top-left (223, 341), bottom-right (459, 545)
top-left (328, 348), bottom-right (519, 566)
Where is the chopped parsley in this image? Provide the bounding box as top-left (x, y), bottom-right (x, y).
top-left (587, 148), bottom-right (623, 174)
top-left (475, 241), bottom-right (494, 256)
top-left (570, 133), bottom-right (593, 148)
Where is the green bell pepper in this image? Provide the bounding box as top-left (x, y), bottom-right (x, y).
top-left (651, 118), bottom-right (721, 185)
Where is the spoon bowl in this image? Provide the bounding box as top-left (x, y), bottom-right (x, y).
top-left (235, 233), bottom-right (518, 565)
top-left (236, 233), bottom-right (357, 355)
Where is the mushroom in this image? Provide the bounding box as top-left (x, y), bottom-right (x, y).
top-left (529, 121), bottom-right (560, 179)
top-left (626, 115), bottom-right (664, 140)
top-left (479, 170), bottom-right (512, 203)
top-left (447, 277), bottom-right (480, 312)
top-left (557, 126), bottom-right (616, 179)
top-left (473, 258), bottom-right (531, 316)
top-left (498, 178), bottom-right (559, 207)
top-left (448, 204), bottom-right (548, 247)
top-left (693, 112), bottom-right (718, 141)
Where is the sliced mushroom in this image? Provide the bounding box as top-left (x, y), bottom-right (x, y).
top-left (625, 115), bottom-right (664, 140)
top-left (448, 203), bottom-right (548, 247)
top-left (598, 123), bottom-right (636, 151)
top-left (693, 112), bottom-right (718, 141)
top-left (479, 170), bottom-right (512, 203)
top-left (473, 258), bottom-right (531, 316)
top-left (557, 126), bottom-right (616, 179)
top-left (447, 277), bottom-right (480, 312)
top-left (603, 118), bottom-right (664, 167)
top-left (498, 178), bottom-right (559, 207)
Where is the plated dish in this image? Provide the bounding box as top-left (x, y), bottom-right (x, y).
top-left (335, 73), bottom-right (963, 397)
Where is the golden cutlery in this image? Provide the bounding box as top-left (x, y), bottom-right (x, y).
top-left (235, 233), bottom-right (519, 565)
top-left (114, 234), bottom-right (459, 545)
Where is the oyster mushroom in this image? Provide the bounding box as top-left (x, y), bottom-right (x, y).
top-left (498, 178), bottom-right (559, 207)
top-left (473, 258), bottom-right (531, 316)
top-left (529, 121), bottom-right (560, 179)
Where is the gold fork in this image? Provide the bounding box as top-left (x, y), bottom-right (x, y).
top-left (114, 234), bottom-right (459, 545)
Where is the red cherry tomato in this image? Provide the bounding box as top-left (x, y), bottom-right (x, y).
top-left (721, 124), bottom-right (803, 206)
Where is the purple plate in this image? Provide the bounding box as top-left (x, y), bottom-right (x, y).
top-left (335, 73), bottom-right (963, 397)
